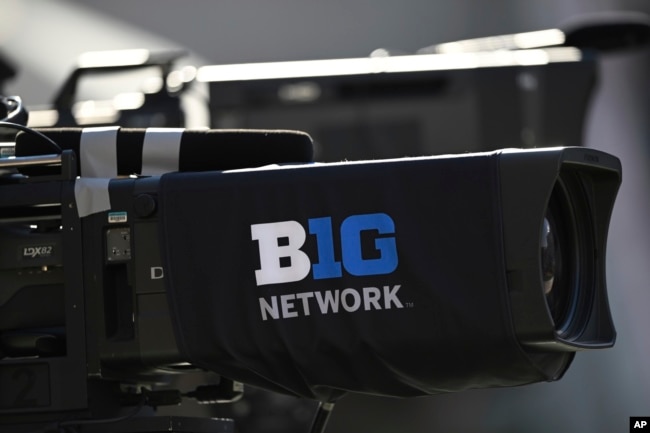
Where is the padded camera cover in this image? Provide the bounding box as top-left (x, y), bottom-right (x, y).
top-left (16, 127), bottom-right (313, 176)
top-left (158, 153), bottom-right (572, 402)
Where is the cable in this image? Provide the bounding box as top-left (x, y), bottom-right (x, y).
top-left (0, 121), bottom-right (62, 154)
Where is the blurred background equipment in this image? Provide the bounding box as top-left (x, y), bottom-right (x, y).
top-left (199, 47), bottom-right (595, 161)
top-left (27, 49), bottom-right (191, 128)
top-left (419, 10), bottom-right (650, 54)
top-left (0, 52), bottom-right (17, 96)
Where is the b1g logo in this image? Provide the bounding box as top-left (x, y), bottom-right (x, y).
top-left (251, 212), bottom-right (398, 286)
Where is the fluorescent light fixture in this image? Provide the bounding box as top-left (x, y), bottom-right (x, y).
top-left (513, 29), bottom-right (566, 49)
top-left (434, 29), bottom-right (566, 54)
top-left (197, 48), bottom-right (583, 83)
top-left (78, 49), bottom-right (150, 69)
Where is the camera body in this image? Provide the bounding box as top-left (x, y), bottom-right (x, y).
top-left (0, 127), bottom-right (316, 431)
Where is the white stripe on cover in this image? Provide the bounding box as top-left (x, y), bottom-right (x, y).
top-left (79, 126), bottom-right (119, 178)
top-left (141, 127), bottom-right (184, 175)
top-left (75, 177), bottom-right (112, 218)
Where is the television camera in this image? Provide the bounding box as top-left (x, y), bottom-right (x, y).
top-left (0, 122), bottom-right (621, 433)
top-left (0, 13), bottom-right (641, 433)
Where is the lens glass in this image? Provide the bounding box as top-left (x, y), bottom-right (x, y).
top-left (541, 171), bottom-right (602, 342)
top-left (541, 212), bottom-right (572, 329)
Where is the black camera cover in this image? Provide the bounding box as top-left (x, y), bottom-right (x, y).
top-left (157, 153), bottom-right (573, 402)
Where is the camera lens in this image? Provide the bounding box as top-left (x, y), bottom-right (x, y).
top-left (541, 177), bottom-right (584, 337)
top-left (541, 212), bottom-right (572, 330)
